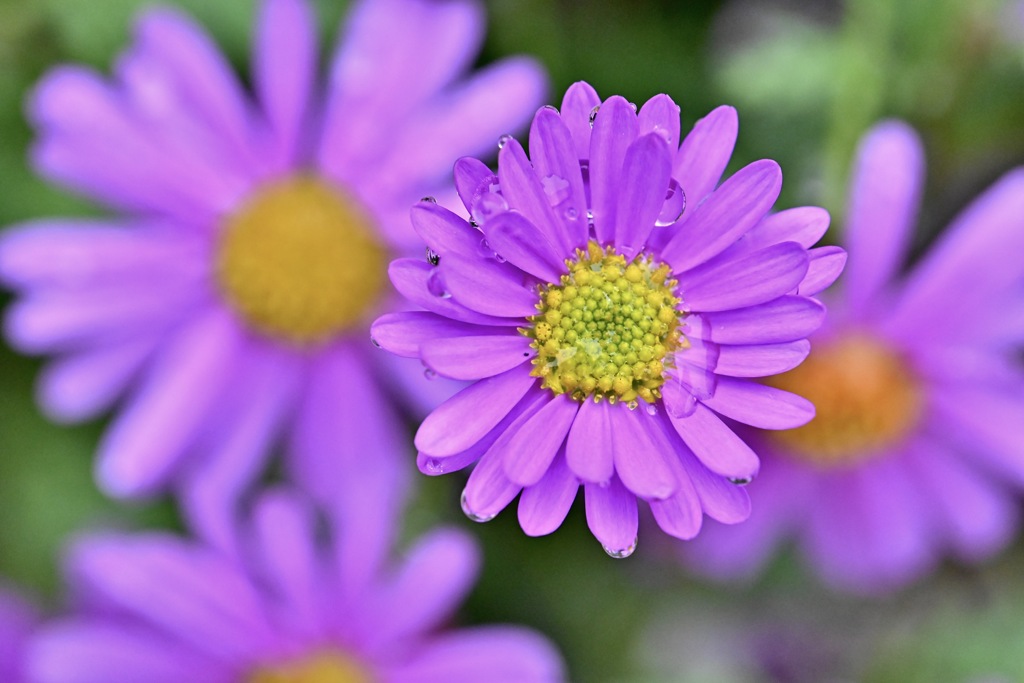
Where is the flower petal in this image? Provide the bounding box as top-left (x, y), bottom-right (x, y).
top-left (677, 241), bottom-right (809, 313)
top-left (498, 395), bottom-right (579, 486)
top-left (797, 246), bottom-right (847, 296)
top-left (584, 478), bottom-right (639, 556)
top-left (442, 255), bottom-right (539, 318)
top-left (528, 106), bottom-right (589, 251)
top-left (422, 334), bottom-right (533, 381)
top-left (614, 133), bottom-right (673, 259)
top-left (638, 93), bottom-right (681, 148)
top-left (673, 105), bottom-right (738, 209)
top-left (662, 393), bottom-right (759, 481)
top-left (699, 376), bottom-right (814, 430)
top-left (712, 340), bottom-right (810, 378)
top-left (702, 295), bottom-right (825, 345)
top-left (517, 450), bottom-right (579, 537)
top-left (589, 96), bottom-right (639, 244)
top-left (482, 211), bottom-right (566, 282)
top-left (560, 81), bottom-right (601, 161)
top-left (565, 399), bottom-right (615, 484)
top-left (609, 407), bottom-right (677, 500)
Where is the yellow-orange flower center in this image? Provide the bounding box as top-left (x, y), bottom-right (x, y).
top-left (248, 651), bottom-right (373, 683)
top-left (216, 175), bottom-right (387, 346)
top-left (764, 333), bottom-right (922, 467)
top-left (526, 241), bottom-right (685, 404)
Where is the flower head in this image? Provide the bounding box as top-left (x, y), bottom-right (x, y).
top-left (0, 0), bottom-right (546, 545)
top-left (27, 487), bottom-right (565, 682)
top-left (686, 121), bottom-right (1024, 591)
top-left (373, 82), bottom-right (844, 555)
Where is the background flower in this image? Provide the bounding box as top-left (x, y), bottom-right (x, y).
top-left (0, 0), bottom-right (546, 552)
top-left (685, 120), bottom-right (1024, 592)
top-left (373, 82), bottom-right (844, 555)
top-left (0, 585), bottom-right (36, 683)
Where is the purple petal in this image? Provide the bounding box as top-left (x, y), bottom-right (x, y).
top-left (483, 211), bottom-right (566, 282)
top-left (638, 94), bottom-right (681, 148)
top-left (387, 259), bottom-right (516, 326)
top-left (673, 105), bottom-right (738, 210)
top-left (565, 399), bottom-right (615, 484)
top-left (517, 450), bottom-right (579, 537)
top-left (712, 340), bottom-right (810, 378)
top-left (254, 0), bottom-right (316, 169)
top-left (415, 366), bottom-right (536, 456)
top-left (38, 335), bottom-right (157, 423)
top-left (797, 246), bottom-right (847, 296)
top-left (454, 157), bottom-right (494, 210)
top-left (371, 311), bottom-right (510, 358)
top-left (609, 407), bottom-right (677, 500)
top-left (662, 393), bottom-right (759, 481)
top-left (678, 448), bottom-right (751, 524)
top-left (589, 96), bottom-right (639, 244)
top-left (422, 333), bottom-right (533, 381)
top-left (528, 106), bottom-right (589, 251)
top-left (738, 206), bottom-right (831, 251)
top-left (496, 138), bottom-right (566, 255)
top-left (30, 621), bottom-right (223, 683)
top-left (677, 241), bottom-right (809, 313)
top-left (371, 529), bottom-right (479, 645)
top-left (96, 308), bottom-right (241, 497)
top-left (844, 121), bottom-right (924, 315)
top-left (702, 295), bottom-right (825, 345)
top-left (584, 478), bottom-right (639, 556)
top-left (462, 449), bottom-right (523, 522)
top-left (560, 81), bottom-right (601, 161)
top-left (649, 484), bottom-right (703, 541)
top-left (661, 159), bottom-right (782, 273)
top-left (388, 626), bottom-right (565, 683)
top-left (442, 255), bottom-right (539, 318)
top-left (699, 376), bottom-right (814, 430)
top-left (410, 202), bottom-right (481, 258)
top-left (614, 133), bottom-right (673, 258)
top-left (498, 395), bottom-right (578, 486)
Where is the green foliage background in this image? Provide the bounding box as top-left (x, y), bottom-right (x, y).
top-left (1, 0), bottom-right (1024, 680)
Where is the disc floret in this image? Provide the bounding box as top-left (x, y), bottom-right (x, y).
top-left (526, 241), bottom-right (685, 404)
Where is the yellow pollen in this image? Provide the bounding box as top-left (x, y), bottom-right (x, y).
top-left (216, 175), bottom-right (387, 346)
top-left (248, 651), bottom-right (374, 683)
top-left (764, 333), bottom-right (923, 467)
top-left (525, 240), bottom-right (684, 404)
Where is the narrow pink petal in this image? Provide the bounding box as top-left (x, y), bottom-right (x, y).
top-left (518, 450), bottom-right (579, 537)
top-left (565, 399), bottom-right (615, 484)
top-left (673, 105), bottom-right (738, 210)
top-left (498, 395), bottom-right (578, 486)
top-left (662, 393), bottom-right (759, 481)
top-left (844, 121), bottom-right (924, 315)
top-left (712, 340), bottom-right (810, 378)
top-left (482, 211), bottom-right (566, 283)
top-left (453, 157), bottom-right (494, 210)
top-left (614, 133), bottom-right (673, 259)
top-left (528, 106), bottom-right (589, 252)
top-left (589, 96), bottom-right (638, 245)
top-left (371, 311), bottom-right (510, 358)
top-left (421, 334), bottom-right (533, 380)
top-left (96, 308), bottom-right (241, 497)
top-left (661, 159), bottom-right (782, 273)
top-left (442, 255), bottom-right (539, 318)
top-left (676, 241), bottom-right (809, 313)
top-left (740, 206), bottom-right (831, 252)
top-left (678, 448), bottom-right (751, 525)
top-left (415, 366), bottom-right (536, 456)
top-left (797, 246), bottom-right (847, 296)
top-left (462, 450), bottom-right (522, 522)
top-left (584, 478), bottom-right (639, 556)
top-left (699, 376), bottom-right (814, 430)
top-left (560, 81), bottom-right (601, 161)
top-left (496, 139), bottom-right (565, 253)
top-left (410, 201), bottom-right (481, 258)
top-left (387, 259), bottom-right (517, 327)
top-left (638, 94), bottom-right (681, 148)
top-left (254, 0), bottom-right (316, 169)
top-left (702, 295), bottom-right (825, 345)
top-left (609, 406), bottom-right (677, 500)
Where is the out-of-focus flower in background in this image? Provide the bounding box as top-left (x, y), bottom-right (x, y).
top-left (373, 81), bottom-right (845, 556)
top-left (27, 479), bottom-right (566, 682)
top-left (0, 585), bottom-right (35, 683)
top-left (0, 0), bottom-right (546, 550)
top-left (686, 120), bottom-right (1024, 591)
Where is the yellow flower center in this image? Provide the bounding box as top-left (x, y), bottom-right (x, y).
top-left (526, 241), bottom-right (685, 404)
top-left (216, 175), bottom-right (387, 346)
top-left (764, 333), bottom-right (922, 467)
top-left (248, 651), bottom-right (374, 683)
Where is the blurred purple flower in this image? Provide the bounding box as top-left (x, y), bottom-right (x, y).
top-left (372, 82), bottom-right (844, 556)
top-left (27, 487), bottom-right (565, 683)
top-left (0, 586), bottom-right (36, 683)
top-left (0, 0), bottom-right (546, 546)
top-left (687, 121), bottom-right (1024, 592)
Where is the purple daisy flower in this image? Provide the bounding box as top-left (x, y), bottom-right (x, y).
top-left (372, 82), bottom-right (845, 556)
top-left (0, 586), bottom-right (36, 682)
top-left (0, 0), bottom-right (546, 545)
top-left (686, 121), bottom-right (1024, 591)
top-left (28, 486), bottom-right (565, 682)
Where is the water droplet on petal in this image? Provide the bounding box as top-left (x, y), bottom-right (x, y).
top-left (645, 403), bottom-right (658, 416)
top-left (426, 269), bottom-right (450, 298)
top-left (628, 101), bottom-right (638, 113)
top-left (497, 134), bottom-right (513, 149)
top-left (603, 537), bottom-right (638, 559)
top-left (423, 367), bottom-right (437, 380)
top-left (588, 105), bottom-right (601, 127)
top-left (541, 174), bottom-right (571, 206)
top-left (425, 458), bottom-right (446, 474)
top-left (540, 104), bottom-right (559, 113)
top-left (470, 186), bottom-right (508, 226)
top-left (564, 207), bottom-right (579, 221)
top-left (370, 336), bottom-right (382, 349)
top-left (461, 489), bottom-right (496, 523)
top-left (655, 180), bottom-right (687, 227)
top-left (728, 477), bottom-right (752, 486)
top-left (420, 195), bottom-right (437, 204)
top-left (425, 247), bottom-right (440, 266)
top-left (626, 399), bottom-right (639, 411)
